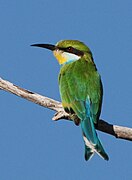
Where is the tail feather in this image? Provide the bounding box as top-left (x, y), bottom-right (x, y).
top-left (81, 117), bottom-right (109, 161)
top-left (96, 138), bottom-right (109, 160)
top-left (81, 116), bottom-right (98, 145)
top-left (84, 145), bottom-right (94, 161)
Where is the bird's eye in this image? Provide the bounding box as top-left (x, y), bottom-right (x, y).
top-left (67, 46), bottom-right (73, 52)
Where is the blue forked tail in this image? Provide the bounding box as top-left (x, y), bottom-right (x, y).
top-left (81, 117), bottom-right (109, 161)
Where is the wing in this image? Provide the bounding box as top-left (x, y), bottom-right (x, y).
top-left (59, 59), bottom-right (103, 124)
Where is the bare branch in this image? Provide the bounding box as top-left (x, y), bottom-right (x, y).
top-left (0, 77), bottom-right (132, 141)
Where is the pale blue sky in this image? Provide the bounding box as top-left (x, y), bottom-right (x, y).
top-left (0, 0), bottom-right (132, 179)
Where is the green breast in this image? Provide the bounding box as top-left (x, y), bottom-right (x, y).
top-left (59, 58), bottom-right (103, 123)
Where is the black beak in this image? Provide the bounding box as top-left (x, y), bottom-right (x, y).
top-left (31, 43), bottom-right (56, 51)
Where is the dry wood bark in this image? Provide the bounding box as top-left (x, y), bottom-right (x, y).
top-left (0, 77), bottom-right (132, 141)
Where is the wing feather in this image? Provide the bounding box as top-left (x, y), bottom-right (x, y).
top-left (59, 59), bottom-right (102, 123)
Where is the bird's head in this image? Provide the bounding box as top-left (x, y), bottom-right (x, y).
top-left (31, 40), bottom-right (92, 65)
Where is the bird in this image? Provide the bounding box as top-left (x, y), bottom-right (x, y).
top-left (31, 40), bottom-right (109, 161)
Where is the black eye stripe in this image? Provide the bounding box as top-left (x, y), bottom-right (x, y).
top-left (71, 48), bottom-right (84, 56)
top-left (59, 47), bottom-right (84, 56)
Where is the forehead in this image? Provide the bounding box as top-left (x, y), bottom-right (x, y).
top-left (56, 40), bottom-right (81, 46)
top-left (56, 40), bottom-right (89, 52)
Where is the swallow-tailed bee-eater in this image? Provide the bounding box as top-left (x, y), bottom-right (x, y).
top-left (31, 40), bottom-right (109, 161)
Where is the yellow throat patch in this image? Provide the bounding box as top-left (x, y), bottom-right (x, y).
top-left (53, 50), bottom-right (67, 65)
top-left (53, 50), bottom-right (80, 65)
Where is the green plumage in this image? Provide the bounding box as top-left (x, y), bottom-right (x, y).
top-left (58, 40), bottom-right (109, 160)
top-left (31, 40), bottom-right (109, 161)
top-left (59, 58), bottom-right (102, 124)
